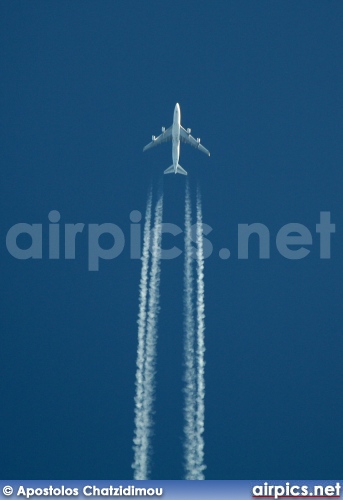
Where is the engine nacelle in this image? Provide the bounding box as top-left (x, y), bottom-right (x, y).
top-left (197, 138), bottom-right (201, 143)
top-left (187, 128), bottom-right (191, 134)
top-left (152, 135), bottom-right (156, 141)
top-left (162, 126), bottom-right (165, 133)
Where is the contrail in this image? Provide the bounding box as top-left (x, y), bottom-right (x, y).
top-left (134, 184), bottom-right (164, 479)
top-left (132, 188), bottom-right (153, 479)
top-left (183, 181), bottom-right (197, 479)
top-left (133, 181), bottom-right (204, 479)
top-left (195, 185), bottom-right (206, 478)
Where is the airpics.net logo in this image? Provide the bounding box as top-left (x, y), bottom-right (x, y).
top-left (252, 482), bottom-right (341, 499)
top-left (5, 210), bottom-right (335, 271)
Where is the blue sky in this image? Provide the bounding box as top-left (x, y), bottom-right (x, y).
top-left (1, 1), bottom-right (343, 479)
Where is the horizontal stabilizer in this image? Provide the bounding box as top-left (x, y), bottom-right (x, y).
top-left (176, 164), bottom-right (187, 175)
top-left (164, 164), bottom-right (188, 175)
top-left (164, 165), bottom-right (175, 174)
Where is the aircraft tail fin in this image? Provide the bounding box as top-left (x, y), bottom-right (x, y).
top-left (164, 165), bottom-right (175, 174)
top-left (164, 165), bottom-right (174, 174)
top-left (164, 164), bottom-right (187, 175)
top-left (176, 164), bottom-right (187, 175)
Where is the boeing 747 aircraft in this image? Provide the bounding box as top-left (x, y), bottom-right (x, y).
top-left (143, 103), bottom-right (210, 175)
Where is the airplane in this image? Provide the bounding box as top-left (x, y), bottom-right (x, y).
top-left (143, 103), bottom-right (210, 175)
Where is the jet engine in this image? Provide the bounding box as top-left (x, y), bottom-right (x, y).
top-left (197, 138), bottom-right (201, 143)
top-left (152, 135), bottom-right (156, 141)
top-left (162, 126), bottom-right (165, 132)
top-left (187, 128), bottom-right (191, 134)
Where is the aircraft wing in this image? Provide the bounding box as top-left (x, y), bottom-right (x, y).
top-left (143, 126), bottom-right (172, 152)
top-left (180, 126), bottom-right (210, 156)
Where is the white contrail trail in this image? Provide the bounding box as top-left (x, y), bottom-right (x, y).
top-left (183, 181), bottom-right (197, 479)
top-left (195, 185), bottom-right (206, 478)
top-left (135, 185), bottom-right (164, 479)
top-left (132, 188), bottom-right (153, 479)
top-left (133, 182), bottom-right (204, 479)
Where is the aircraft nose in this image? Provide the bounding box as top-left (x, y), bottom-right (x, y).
top-left (175, 103), bottom-right (180, 111)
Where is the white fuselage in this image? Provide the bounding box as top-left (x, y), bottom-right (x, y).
top-left (172, 103), bottom-right (181, 172)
